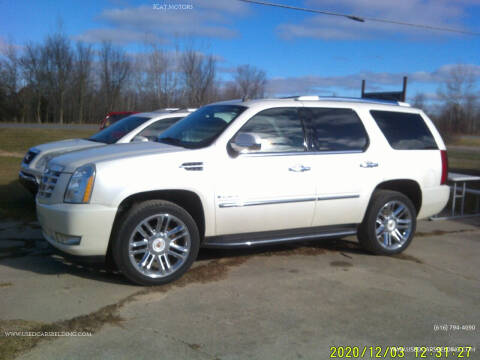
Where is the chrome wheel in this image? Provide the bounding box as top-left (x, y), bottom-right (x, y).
top-left (375, 200), bottom-right (413, 250)
top-left (128, 214), bottom-right (191, 279)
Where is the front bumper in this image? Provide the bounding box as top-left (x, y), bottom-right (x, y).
top-left (36, 200), bottom-right (118, 256)
top-left (19, 170), bottom-right (39, 194)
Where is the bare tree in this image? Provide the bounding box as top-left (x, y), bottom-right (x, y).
top-left (2, 32), bottom-right (273, 124)
top-left (180, 49), bottom-right (216, 107)
top-left (437, 65), bottom-right (478, 133)
top-left (234, 64), bottom-right (266, 99)
top-left (99, 41), bottom-right (131, 111)
top-left (130, 55), bottom-right (149, 108)
top-left (438, 65), bottom-right (476, 104)
top-left (0, 61), bottom-right (9, 121)
top-left (412, 93), bottom-right (426, 109)
top-left (0, 40), bottom-right (20, 121)
top-left (20, 43), bottom-right (48, 123)
top-left (73, 42), bottom-right (93, 123)
top-left (221, 80), bottom-right (242, 100)
top-left (147, 45), bottom-right (172, 107)
top-left (44, 31), bottom-right (73, 123)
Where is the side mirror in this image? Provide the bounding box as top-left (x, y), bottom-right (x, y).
top-left (132, 135), bottom-right (149, 143)
top-left (230, 133), bottom-right (261, 153)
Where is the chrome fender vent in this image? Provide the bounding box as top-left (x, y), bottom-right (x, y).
top-left (180, 162), bottom-right (203, 171)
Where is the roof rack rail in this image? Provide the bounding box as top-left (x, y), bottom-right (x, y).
top-left (172, 108), bottom-right (197, 113)
top-left (152, 108), bottom-right (180, 113)
top-left (289, 95), bottom-right (410, 107)
top-left (361, 76), bottom-right (408, 102)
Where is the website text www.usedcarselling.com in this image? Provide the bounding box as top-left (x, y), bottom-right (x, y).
top-left (4, 331), bottom-right (92, 337)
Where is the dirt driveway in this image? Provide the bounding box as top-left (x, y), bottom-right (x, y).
top-left (0, 218), bottom-right (479, 360)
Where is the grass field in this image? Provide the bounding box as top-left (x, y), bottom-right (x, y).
top-left (449, 135), bottom-right (480, 148)
top-left (0, 128), bottom-right (94, 154)
top-left (445, 135), bottom-right (480, 173)
top-left (0, 128), bottom-right (95, 221)
top-left (448, 150), bottom-right (480, 174)
top-left (0, 156), bottom-right (36, 221)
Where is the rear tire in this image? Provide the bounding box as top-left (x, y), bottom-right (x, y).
top-left (358, 190), bottom-right (416, 255)
top-left (112, 200), bottom-right (200, 285)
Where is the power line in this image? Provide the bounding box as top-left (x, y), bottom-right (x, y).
top-left (238, 0), bottom-right (480, 36)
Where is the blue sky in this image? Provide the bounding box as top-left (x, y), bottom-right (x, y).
top-left (1, 0), bottom-right (480, 100)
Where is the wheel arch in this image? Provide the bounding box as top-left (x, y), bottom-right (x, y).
top-left (106, 189), bottom-right (206, 267)
top-left (373, 179), bottom-right (422, 215)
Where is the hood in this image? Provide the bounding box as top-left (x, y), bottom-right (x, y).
top-left (50, 141), bottom-right (186, 173)
top-left (34, 138), bottom-right (101, 154)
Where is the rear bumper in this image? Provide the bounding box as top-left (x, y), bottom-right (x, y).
top-left (19, 171), bottom-right (39, 194)
top-left (36, 201), bottom-right (118, 256)
top-left (418, 185), bottom-right (450, 219)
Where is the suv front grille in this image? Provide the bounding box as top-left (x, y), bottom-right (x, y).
top-left (38, 168), bottom-right (62, 198)
top-left (23, 149), bottom-right (39, 165)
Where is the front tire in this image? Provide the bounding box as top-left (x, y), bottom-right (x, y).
top-left (358, 190), bottom-right (416, 255)
top-left (112, 200), bottom-right (200, 285)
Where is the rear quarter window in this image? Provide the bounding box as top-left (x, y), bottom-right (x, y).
top-left (370, 110), bottom-right (437, 150)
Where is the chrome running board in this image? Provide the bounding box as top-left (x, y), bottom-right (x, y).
top-left (203, 224), bottom-right (357, 248)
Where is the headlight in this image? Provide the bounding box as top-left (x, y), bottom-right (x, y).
top-left (64, 164), bottom-right (96, 204)
top-left (23, 148), bottom-right (40, 165)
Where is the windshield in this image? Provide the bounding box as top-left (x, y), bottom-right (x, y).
top-left (90, 115), bottom-right (151, 144)
top-left (157, 105), bottom-right (246, 149)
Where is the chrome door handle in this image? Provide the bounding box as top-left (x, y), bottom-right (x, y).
top-left (289, 165), bottom-right (311, 172)
top-left (360, 161), bottom-right (378, 168)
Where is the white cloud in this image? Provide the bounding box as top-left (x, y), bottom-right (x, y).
top-left (0, 36), bottom-right (22, 53)
top-left (75, 1), bottom-right (249, 45)
top-left (0, 37), bottom-right (9, 52)
top-left (277, 0), bottom-right (478, 40)
top-left (76, 28), bottom-right (167, 45)
top-left (266, 64), bottom-right (480, 95)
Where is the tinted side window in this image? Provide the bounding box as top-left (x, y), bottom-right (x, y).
top-left (137, 117), bottom-right (182, 140)
top-left (303, 108), bottom-right (368, 152)
top-left (90, 116), bottom-right (151, 144)
top-left (237, 107), bottom-right (305, 153)
top-left (370, 111), bottom-right (437, 150)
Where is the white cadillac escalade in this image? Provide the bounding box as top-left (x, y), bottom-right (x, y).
top-left (36, 96), bottom-right (450, 285)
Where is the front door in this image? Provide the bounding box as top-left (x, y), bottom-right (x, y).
top-left (215, 107), bottom-right (316, 235)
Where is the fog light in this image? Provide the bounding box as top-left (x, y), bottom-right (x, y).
top-left (54, 232), bottom-right (81, 245)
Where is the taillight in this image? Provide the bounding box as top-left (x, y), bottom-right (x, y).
top-left (440, 150), bottom-right (448, 185)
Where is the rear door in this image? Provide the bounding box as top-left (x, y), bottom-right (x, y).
top-left (301, 107), bottom-right (378, 226)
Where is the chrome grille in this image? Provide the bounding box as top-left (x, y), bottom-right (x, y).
top-left (38, 167), bottom-right (62, 198)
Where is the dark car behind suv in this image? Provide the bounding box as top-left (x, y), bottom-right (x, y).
top-left (99, 111), bottom-right (137, 130)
